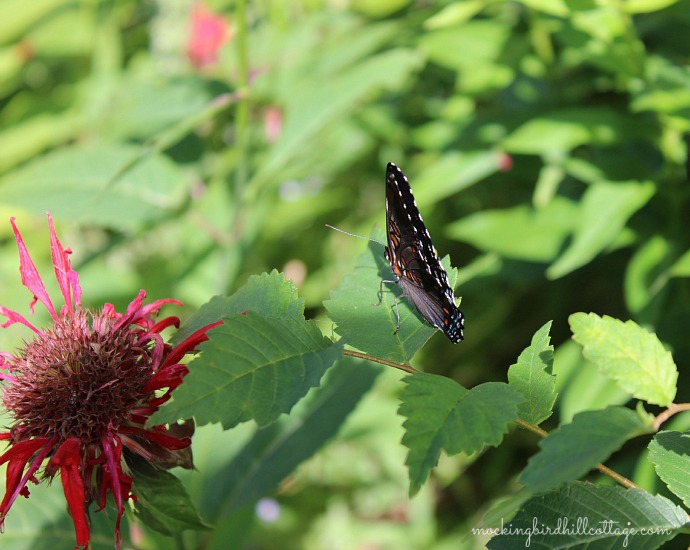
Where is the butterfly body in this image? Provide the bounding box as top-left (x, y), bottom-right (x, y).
top-left (384, 162), bottom-right (464, 343)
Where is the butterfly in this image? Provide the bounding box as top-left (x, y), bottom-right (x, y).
top-left (384, 162), bottom-right (464, 343)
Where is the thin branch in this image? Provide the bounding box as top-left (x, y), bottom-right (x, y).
top-left (653, 402), bottom-right (690, 431)
top-left (343, 349), bottom-right (420, 374)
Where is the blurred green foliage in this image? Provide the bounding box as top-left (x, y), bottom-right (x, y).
top-left (1, 0), bottom-right (690, 548)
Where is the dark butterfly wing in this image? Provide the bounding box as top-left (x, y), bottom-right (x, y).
top-left (384, 162), bottom-right (464, 343)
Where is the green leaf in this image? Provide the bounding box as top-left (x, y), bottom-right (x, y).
top-left (569, 312), bottom-right (678, 406)
top-left (130, 460), bottom-right (210, 536)
top-left (624, 235), bottom-right (671, 316)
top-left (412, 151), bottom-right (501, 204)
top-left (447, 197), bottom-right (578, 262)
top-left (487, 483), bottom-right (688, 549)
top-left (554, 340), bottom-right (630, 424)
top-left (548, 180), bottom-right (655, 278)
top-left (507, 321), bottom-right (556, 425)
top-left (200, 357), bottom-right (380, 522)
top-left (0, 143), bottom-right (187, 230)
top-left (399, 374), bottom-right (524, 495)
top-left (519, 406), bottom-right (653, 493)
top-left (648, 431), bottom-right (690, 509)
top-left (172, 271), bottom-right (304, 346)
top-left (249, 46), bottom-right (424, 195)
top-left (324, 228), bottom-right (460, 363)
top-left (669, 247), bottom-right (690, 278)
top-left (503, 107), bottom-right (652, 153)
top-left (155, 313), bottom-right (342, 429)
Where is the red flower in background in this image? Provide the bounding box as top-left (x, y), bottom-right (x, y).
top-left (0, 214), bottom-right (220, 549)
top-left (187, 3), bottom-right (231, 69)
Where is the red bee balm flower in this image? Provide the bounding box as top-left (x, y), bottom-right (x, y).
top-left (0, 214), bottom-right (220, 549)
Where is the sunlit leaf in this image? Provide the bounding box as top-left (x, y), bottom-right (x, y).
top-left (569, 313), bottom-right (678, 406)
top-left (0, 144), bottom-right (187, 230)
top-left (548, 180), bottom-right (655, 278)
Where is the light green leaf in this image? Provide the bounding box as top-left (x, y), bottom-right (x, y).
top-left (648, 431), bottom-right (690, 509)
top-left (569, 312), bottom-right (678, 406)
top-left (554, 340), bottom-right (630, 424)
top-left (548, 180), bottom-right (655, 278)
top-left (423, 2), bottom-right (485, 29)
top-left (519, 406), bottom-right (653, 493)
top-left (624, 0), bottom-right (680, 14)
top-left (447, 197), bottom-right (577, 262)
top-left (624, 235), bottom-right (671, 315)
top-left (503, 107), bottom-right (651, 154)
top-left (413, 151), bottom-right (501, 204)
top-left (488, 483), bottom-right (688, 548)
top-left (507, 321), bottom-right (556, 425)
top-left (399, 374), bottom-right (524, 495)
top-left (669, 248), bottom-right (690, 278)
top-left (324, 228), bottom-right (460, 363)
top-left (0, 144), bottom-right (187, 230)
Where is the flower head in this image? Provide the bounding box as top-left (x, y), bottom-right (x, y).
top-left (187, 2), bottom-right (231, 69)
top-left (0, 214), bottom-right (220, 549)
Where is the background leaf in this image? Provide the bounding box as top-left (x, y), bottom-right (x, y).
top-left (0, 144), bottom-right (187, 229)
top-left (547, 180), bottom-right (655, 278)
top-left (519, 406), bottom-right (653, 493)
top-left (569, 312), bottom-right (678, 406)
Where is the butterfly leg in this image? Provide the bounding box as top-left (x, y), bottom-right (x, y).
top-left (375, 279), bottom-right (397, 306)
top-left (392, 294), bottom-right (401, 335)
top-left (374, 279), bottom-right (403, 335)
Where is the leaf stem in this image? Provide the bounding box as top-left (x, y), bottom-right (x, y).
top-left (514, 419), bottom-right (640, 490)
top-left (653, 402), bottom-right (690, 431)
top-left (343, 349), bottom-right (419, 374)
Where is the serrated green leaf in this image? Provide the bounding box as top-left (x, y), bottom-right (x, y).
top-left (519, 406), bottom-right (653, 493)
top-left (487, 482), bottom-right (688, 549)
top-left (172, 271), bottom-right (304, 345)
top-left (130, 460), bottom-right (210, 536)
top-left (201, 357), bottom-right (380, 521)
top-left (0, 144), bottom-right (187, 229)
top-left (399, 374), bottom-right (524, 495)
top-left (569, 312), bottom-right (678, 406)
top-left (648, 431), bottom-right (690, 509)
top-left (548, 180), bottom-right (655, 278)
top-left (507, 321), bottom-right (556, 425)
top-left (155, 313), bottom-right (342, 429)
top-left (324, 228), bottom-right (460, 363)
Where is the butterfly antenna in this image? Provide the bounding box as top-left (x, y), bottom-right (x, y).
top-left (325, 224), bottom-right (384, 246)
